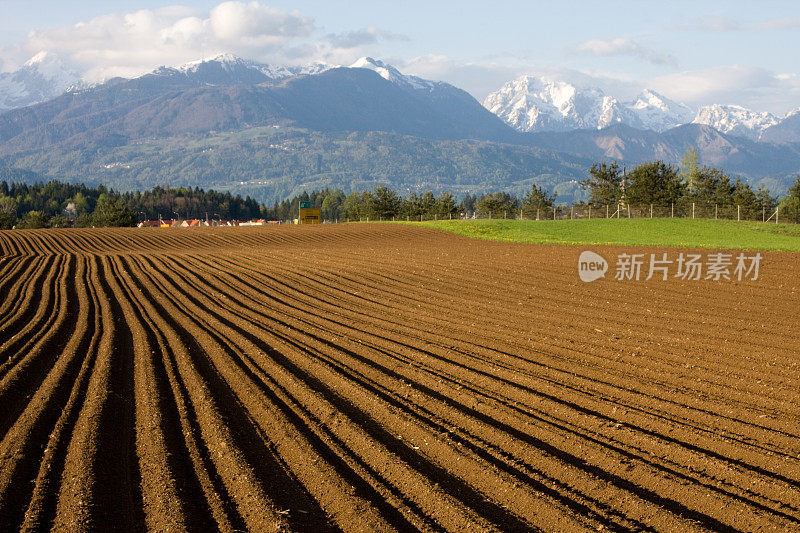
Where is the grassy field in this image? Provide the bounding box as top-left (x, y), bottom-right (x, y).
top-left (413, 217), bottom-right (800, 251)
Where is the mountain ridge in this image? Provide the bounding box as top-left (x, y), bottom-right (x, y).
top-left (1, 52), bottom-right (799, 202)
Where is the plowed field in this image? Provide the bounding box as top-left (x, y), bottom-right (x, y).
top-left (1, 223), bottom-right (799, 532)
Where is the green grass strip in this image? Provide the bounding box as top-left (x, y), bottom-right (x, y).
top-left (408, 218), bottom-right (800, 251)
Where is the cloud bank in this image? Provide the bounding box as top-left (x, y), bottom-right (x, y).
top-left (0, 1), bottom-right (400, 81)
top-left (576, 38), bottom-right (676, 66)
top-left (1, 3), bottom-right (799, 115)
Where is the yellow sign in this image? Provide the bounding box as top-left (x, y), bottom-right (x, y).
top-left (298, 208), bottom-right (321, 224)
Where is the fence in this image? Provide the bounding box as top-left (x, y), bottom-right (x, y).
top-left (292, 202), bottom-right (800, 224)
top-left (470, 203), bottom-right (795, 224)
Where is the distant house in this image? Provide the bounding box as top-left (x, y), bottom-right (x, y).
top-left (239, 219), bottom-right (265, 226)
top-left (181, 219), bottom-right (201, 227)
top-left (137, 220), bottom-right (161, 228)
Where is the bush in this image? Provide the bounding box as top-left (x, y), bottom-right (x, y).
top-left (17, 210), bottom-right (48, 229)
top-left (0, 212), bottom-right (16, 229)
top-left (91, 194), bottom-right (136, 227)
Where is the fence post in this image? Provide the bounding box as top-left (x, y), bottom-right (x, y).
top-left (692, 202), bottom-right (695, 219)
top-left (715, 204), bottom-right (718, 220)
top-left (449, 212), bottom-right (452, 220)
top-left (536, 208), bottom-right (539, 221)
top-left (777, 206), bottom-right (779, 224)
top-left (589, 206), bottom-right (591, 220)
top-left (650, 204), bottom-right (653, 219)
top-left (553, 206), bottom-right (556, 220)
top-left (671, 203), bottom-right (674, 218)
top-left (504, 210), bottom-right (507, 219)
top-left (606, 204), bottom-right (609, 218)
top-left (737, 205), bottom-right (740, 222)
top-left (571, 206), bottom-right (574, 219)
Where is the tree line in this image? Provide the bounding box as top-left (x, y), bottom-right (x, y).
top-left (261, 185), bottom-right (556, 221)
top-left (0, 181), bottom-right (262, 229)
top-left (580, 151), bottom-right (783, 219)
top-left (3, 157), bottom-right (800, 229)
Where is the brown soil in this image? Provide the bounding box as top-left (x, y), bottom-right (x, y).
top-left (1, 223), bottom-right (799, 532)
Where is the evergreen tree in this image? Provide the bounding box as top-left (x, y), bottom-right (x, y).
top-left (92, 194), bottom-right (136, 227)
top-left (521, 183), bottom-right (556, 218)
top-left (581, 162), bottom-right (623, 207)
top-left (369, 186), bottom-right (402, 220)
top-left (626, 161), bottom-right (685, 206)
top-left (475, 192), bottom-right (517, 218)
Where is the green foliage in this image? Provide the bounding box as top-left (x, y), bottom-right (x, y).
top-left (4, 128), bottom-right (591, 205)
top-left (48, 214), bottom-right (71, 228)
top-left (368, 187), bottom-right (402, 220)
top-left (581, 162), bottom-right (622, 207)
top-left (474, 192), bottom-right (518, 219)
top-left (0, 212), bottom-right (15, 229)
top-left (689, 166), bottom-right (734, 206)
top-left (17, 211), bottom-right (48, 229)
top-left (92, 194), bottom-right (136, 227)
top-left (0, 180), bottom-right (262, 229)
top-left (625, 161), bottom-right (685, 205)
top-left (521, 183), bottom-right (556, 218)
top-left (681, 147), bottom-right (701, 194)
top-left (780, 176), bottom-right (800, 223)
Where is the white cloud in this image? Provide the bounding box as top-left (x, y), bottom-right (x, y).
top-left (326, 25), bottom-right (408, 49)
top-left (576, 38), bottom-right (676, 66)
top-left (0, 2), bottom-right (316, 81)
top-left (0, 2), bottom-right (411, 81)
top-left (649, 65), bottom-right (800, 115)
top-left (399, 54), bottom-right (642, 102)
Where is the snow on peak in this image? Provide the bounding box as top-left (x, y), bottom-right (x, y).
top-left (484, 76), bottom-right (781, 135)
top-left (24, 51), bottom-right (52, 67)
top-left (0, 51), bottom-right (81, 112)
top-left (692, 104), bottom-right (779, 141)
top-left (483, 75), bottom-right (639, 132)
top-left (628, 89), bottom-right (694, 132)
top-left (784, 107), bottom-right (800, 119)
top-left (348, 56), bottom-right (434, 90)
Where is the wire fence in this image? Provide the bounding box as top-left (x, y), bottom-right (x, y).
top-left (467, 203), bottom-right (796, 224)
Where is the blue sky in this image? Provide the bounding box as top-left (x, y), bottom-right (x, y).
top-left (2, 1), bottom-right (800, 112)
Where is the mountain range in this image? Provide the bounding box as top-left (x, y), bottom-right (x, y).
top-left (483, 75), bottom-right (796, 142)
top-left (1, 52), bottom-right (799, 202)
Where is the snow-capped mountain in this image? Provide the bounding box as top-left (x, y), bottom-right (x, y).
top-left (151, 53), bottom-right (337, 85)
top-left (483, 76), bottom-right (698, 134)
top-left (147, 54), bottom-right (440, 91)
top-left (0, 52), bottom-right (82, 112)
top-left (628, 89), bottom-right (694, 132)
top-left (349, 57), bottom-right (438, 91)
top-left (482, 75), bottom-right (800, 141)
top-left (691, 104), bottom-right (779, 141)
top-left (760, 107), bottom-right (800, 144)
top-left (483, 76), bottom-right (640, 132)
